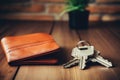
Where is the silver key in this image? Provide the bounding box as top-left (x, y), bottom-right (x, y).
top-left (63, 40), bottom-right (113, 70)
top-left (71, 45), bottom-right (94, 58)
top-left (63, 47), bottom-right (80, 68)
top-left (91, 50), bottom-right (112, 68)
top-left (79, 56), bottom-right (88, 69)
top-left (63, 58), bottom-right (79, 68)
top-left (72, 41), bottom-right (94, 69)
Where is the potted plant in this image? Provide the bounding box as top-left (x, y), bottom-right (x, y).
top-left (59, 0), bottom-right (90, 29)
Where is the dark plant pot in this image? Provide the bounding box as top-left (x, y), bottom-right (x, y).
top-left (68, 10), bottom-right (90, 29)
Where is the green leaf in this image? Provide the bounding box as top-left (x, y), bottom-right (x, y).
top-left (57, 0), bottom-right (89, 19)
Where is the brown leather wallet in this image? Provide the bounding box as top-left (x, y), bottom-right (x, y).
top-left (1, 33), bottom-right (60, 66)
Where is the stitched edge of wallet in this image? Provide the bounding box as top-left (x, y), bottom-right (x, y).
top-left (6, 39), bottom-right (54, 53)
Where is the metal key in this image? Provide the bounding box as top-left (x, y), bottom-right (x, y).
top-left (72, 41), bottom-right (94, 58)
top-left (72, 41), bottom-right (94, 69)
top-left (90, 50), bottom-right (112, 68)
top-left (63, 45), bottom-right (90, 69)
top-left (79, 56), bottom-right (88, 69)
top-left (63, 47), bottom-right (80, 68)
top-left (63, 58), bottom-right (79, 68)
top-left (63, 40), bottom-right (113, 70)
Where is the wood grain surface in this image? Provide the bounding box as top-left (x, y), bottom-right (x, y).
top-left (0, 21), bottom-right (120, 80)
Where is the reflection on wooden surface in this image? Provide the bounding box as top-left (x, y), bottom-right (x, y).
top-left (0, 21), bottom-right (120, 80)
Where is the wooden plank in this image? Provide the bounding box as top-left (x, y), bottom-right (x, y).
top-left (15, 21), bottom-right (80, 80)
top-left (0, 20), bottom-right (11, 35)
top-left (5, 21), bottom-right (53, 35)
top-left (77, 22), bottom-right (120, 80)
top-left (0, 21), bottom-right (28, 80)
top-left (108, 22), bottom-right (120, 39)
top-left (14, 21), bottom-right (53, 80)
top-left (0, 21), bottom-right (53, 80)
top-left (1, 21), bottom-right (120, 80)
top-left (51, 22), bottom-right (80, 62)
top-left (0, 21), bottom-right (20, 80)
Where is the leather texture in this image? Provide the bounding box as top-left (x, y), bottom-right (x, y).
top-left (1, 33), bottom-right (60, 65)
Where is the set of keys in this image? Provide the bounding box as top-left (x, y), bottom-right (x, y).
top-left (63, 40), bottom-right (112, 70)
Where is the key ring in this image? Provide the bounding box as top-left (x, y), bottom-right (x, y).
top-left (76, 40), bottom-right (90, 48)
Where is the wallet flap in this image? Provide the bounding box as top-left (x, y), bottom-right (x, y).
top-left (1, 33), bottom-right (60, 64)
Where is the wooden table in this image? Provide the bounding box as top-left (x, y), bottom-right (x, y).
top-left (0, 21), bottom-right (120, 80)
